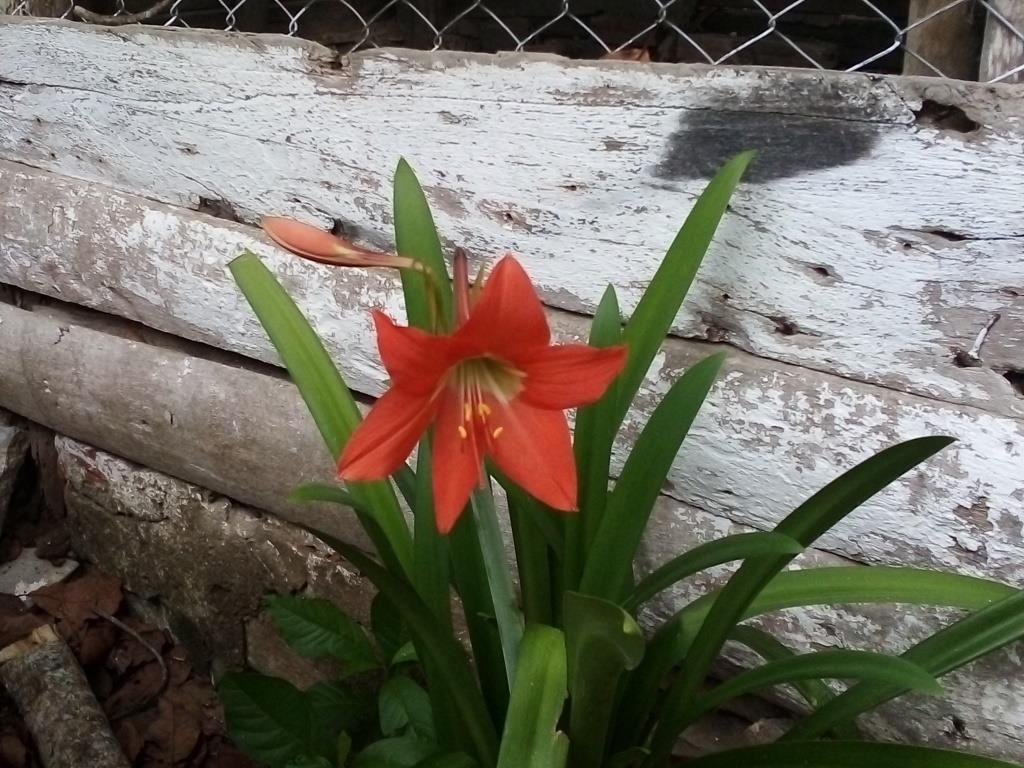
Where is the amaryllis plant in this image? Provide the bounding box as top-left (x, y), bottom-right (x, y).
top-left (220, 156), bottom-right (1024, 768)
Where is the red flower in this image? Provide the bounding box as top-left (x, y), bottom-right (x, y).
top-left (339, 255), bottom-right (627, 533)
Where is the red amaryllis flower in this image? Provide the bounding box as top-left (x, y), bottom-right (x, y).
top-left (339, 255), bottom-right (627, 533)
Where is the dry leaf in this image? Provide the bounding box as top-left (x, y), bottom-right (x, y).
top-left (105, 660), bottom-right (166, 720)
top-left (602, 47), bottom-right (651, 62)
top-left (30, 570), bottom-right (122, 630)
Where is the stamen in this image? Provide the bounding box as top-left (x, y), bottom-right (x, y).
top-left (478, 403), bottom-right (491, 417)
top-left (492, 427), bottom-right (504, 439)
top-left (458, 425), bottom-right (468, 439)
top-left (464, 403), bottom-right (472, 422)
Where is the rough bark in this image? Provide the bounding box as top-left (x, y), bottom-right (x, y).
top-left (0, 625), bottom-right (130, 768)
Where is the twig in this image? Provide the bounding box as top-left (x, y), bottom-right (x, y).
top-left (72, 0), bottom-right (175, 26)
top-left (96, 609), bottom-right (169, 715)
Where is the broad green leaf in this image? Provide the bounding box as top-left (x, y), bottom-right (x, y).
top-left (563, 592), bottom-right (645, 768)
top-left (265, 595), bottom-right (380, 675)
top-left (567, 284), bottom-right (623, 590)
top-left (309, 530), bottom-right (498, 768)
top-left (582, 352), bottom-right (726, 601)
top-left (286, 758), bottom-right (334, 768)
top-left (608, 748), bottom-right (648, 768)
top-left (613, 152), bottom-right (753, 431)
top-left (497, 626), bottom-right (569, 768)
top-left (684, 742), bottom-right (1023, 768)
top-left (289, 483), bottom-right (367, 513)
top-left (230, 252), bottom-right (412, 578)
top-left (219, 672), bottom-right (325, 766)
top-left (392, 642), bottom-right (418, 667)
top-left (694, 649), bottom-right (941, 720)
top-left (308, 680), bottom-right (373, 740)
top-left (785, 586), bottom-right (1024, 741)
top-left (338, 732), bottom-right (353, 767)
top-left (394, 157), bottom-right (453, 330)
top-left (623, 532), bottom-right (804, 612)
top-left (372, 592), bottom-right (409, 664)
top-left (354, 735), bottom-right (438, 768)
top-left (643, 436), bottom-right (953, 767)
top-left (380, 676), bottom-right (436, 740)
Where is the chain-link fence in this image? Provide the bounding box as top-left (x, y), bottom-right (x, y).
top-left (9, 0), bottom-right (1024, 83)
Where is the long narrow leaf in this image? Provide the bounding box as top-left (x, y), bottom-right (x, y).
top-left (692, 649), bottom-right (941, 721)
top-left (393, 158), bottom-right (453, 330)
top-left (784, 586), bottom-right (1024, 741)
top-left (289, 483), bottom-right (368, 515)
top-left (643, 436), bottom-right (953, 767)
top-left (685, 742), bottom-right (1023, 768)
top-left (615, 564), bottom-right (1011, 754)
top-left (230, 252), bottom-right (413, 578)
top-left (623, 532), bottom-right (803, 612)
top-left (307, 528), bottom-right (498, 768)
top-left (412, 437), bottom-right (451, 629)
top-left (582, 353), bottom-right (726, 601)
top-left (497, 626), bottom-right (569, 768)
top-left (613, 152), bottom-right (752, 431)
top-left (566, 285), bottom-right (623, 590)
top-left (509, 493), bottom-right (554, 625)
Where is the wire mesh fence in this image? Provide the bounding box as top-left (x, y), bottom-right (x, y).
top-left (8, 0), bottom-right (1024, 83)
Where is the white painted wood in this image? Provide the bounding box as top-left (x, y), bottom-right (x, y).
top-left (0, 19), bottom-right (1022, 419)
top-left (1, 301), bottom-right (1021, 757)
top-left (1, 167), bottom-right (1022, 589)
top-left (980, 0), bottom-right (1024, 83)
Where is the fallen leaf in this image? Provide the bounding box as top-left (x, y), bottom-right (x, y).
top-left (201, 739), bottom-right (259, 768)
top-left (75, 618), bottom-right (118, 667)
top-left (602, 47), bottom-right (652, 62)
top-left (105, 660), bottom-right (166, 720)
top-left (146, 697), bottom-right (202, 763)
top-left (0, 593), bottom-right (47, 648)
top-left (115, 717), bottom-right (147, 762)
top-left (109, 627), bottom-right (167, 675)
top-left (30, 570), bottom-right (122, 630)
top-left (0, 730), bottom-right (28, 768)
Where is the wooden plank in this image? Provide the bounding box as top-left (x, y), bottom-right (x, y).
top-left (0, 20), bottom-right (1022, 419)
top-left (980, 0), bottom-right (1024, 83)
top-left (1, 181), bottom-right (1023, 588)
top-left (0, 304), bottom-right (1018, 757)
top-left (902, 0), bottom-right (980, 79)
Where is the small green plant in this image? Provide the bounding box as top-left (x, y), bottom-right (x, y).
top-left (220, 154), bottom-right (1024, 768)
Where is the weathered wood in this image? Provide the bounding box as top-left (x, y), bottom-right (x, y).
top-left (903, 0), bottom-right (980, 79)
top-left (1, 169), bottom-right (1023, 583)
top-left (0, 409), bottom-right (28, 533)
top-left (0, 625), bottom-right (131, 768)
top-left (980, 0), bottom-right (1024, 83)
top-left (0, 20), bottom-right (1022, 418)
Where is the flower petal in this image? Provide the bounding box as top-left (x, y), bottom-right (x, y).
top-left (373, 311), bottom-right (464, 395)
top-left (338, 387), bottom-right (437, 481)
top-left (262, 216), bottom-right (415, 269)
top-left (489, 399), bottom-right (577, 512)
top-left (432, 391), bottom-right (484, 533)
top-left (459, 255), bottom-right (550, 356)
top-left (519, 344), bottom-right (627, 410)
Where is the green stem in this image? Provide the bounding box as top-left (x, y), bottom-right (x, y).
top-left (472, 484), bottom-right (525, 689)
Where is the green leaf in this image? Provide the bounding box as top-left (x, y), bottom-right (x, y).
top-left (508, 490), bottom-right (554, 625)
top-left (309, 531), bottom-right (498, 768)
top-left (354, 735), bottom-right (438, 768)
top-left (289, 483), bottom-right (367, 514)
top-left (785, 586), bottom-right (1024, 741)
top-left (219, 672), bottom-right (324, 766)
top-left (412, 437), bottom-right (452, 631)
top-left (582, 352), bottom-right (726, 601)
top-left (230, 251), bottom-right (413, 578)
top-left (727, 625), bottom-right (838, 714)
top-left (372, 592), bottom-right (409, 664)
top-left (613, 152), bottom-right (753, 431)
top-left (563, 592), bottom-right (645, 768)
top-left (391, 642), bottom-right (418, 667)
top-left (380, 676), bottom-right (436, 740)
top-left (394, 158), bottom-right (453, 330)
top-left (308, 680), bottom-right (373, 739)
top-left (623, 532), bottom-right (804, 612)
top-left (265, 595), bottom-right (380, 675)
top-left (608, 748), bottom-right (648, 768)
top-left (684, 742), bottom-right (1024, 768)
top-left (286, 757), bottom-right (334, 768)
top-left (497, 626), bottom-right (569, 768)
top-left (415, 754), bottom-right (476, 768)
top-left (643, 436), bottom-right (954, 767)
top-left (567, 284), bottom-right (623, 590)
top-left (338, 732), bottom-right (353, 767)
top-left (694, 649), bottom-right (940, 721)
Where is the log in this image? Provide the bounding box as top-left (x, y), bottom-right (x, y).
top-left (0, 625), bottom-right (130, 768)
top-left (979, 0), bottom-right (1024, 83)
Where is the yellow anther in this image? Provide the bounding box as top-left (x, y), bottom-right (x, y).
top-left (463, 403), bottom-right (472, 422)
top-left (478, 403), bottom-right (492, 417)
top-left (491, 426), bottom-right (504, 439)
top-left (458, 425), bottom-right (468, 439)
